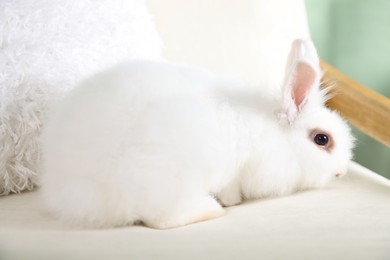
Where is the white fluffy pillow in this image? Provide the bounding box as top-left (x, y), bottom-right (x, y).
top-left (0, 0), bottom-right (162, 195)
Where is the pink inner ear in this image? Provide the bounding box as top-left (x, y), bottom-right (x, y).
top-left (293, 62), bottom-right (316, 107)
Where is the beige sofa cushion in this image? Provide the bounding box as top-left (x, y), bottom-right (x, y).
top-left (0, 162), bottom-right (389, 259)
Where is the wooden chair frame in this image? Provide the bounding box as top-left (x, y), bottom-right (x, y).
top-left (321, 60), bottom-right (390, 147)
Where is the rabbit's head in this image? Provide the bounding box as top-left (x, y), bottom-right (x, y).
top-left (275, 39), bottom-right (355, 190)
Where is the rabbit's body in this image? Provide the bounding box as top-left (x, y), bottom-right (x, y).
top-left (40, 40), bottom-right (354, 229)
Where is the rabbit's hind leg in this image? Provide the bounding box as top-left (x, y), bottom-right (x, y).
top-left (141, 195), bottom-right (225, 229)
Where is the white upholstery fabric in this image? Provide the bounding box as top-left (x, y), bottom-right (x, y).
top-left (0, 162), bottom-right (389, 259)
top-left (146, 0), bottom-right (309, 88)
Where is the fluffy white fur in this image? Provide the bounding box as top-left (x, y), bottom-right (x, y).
top-left (0, 0), bottom-right (162, 195)
top-left (40, 40), bottom-right (354, 229)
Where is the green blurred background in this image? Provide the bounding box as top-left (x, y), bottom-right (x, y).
top-left (305, 0), bottom-right (390, 178)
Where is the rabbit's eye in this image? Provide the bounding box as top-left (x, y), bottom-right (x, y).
top-left (310, 129), bottom-right (334, 152)
top-left (314, 134), bottom-right (328, 146)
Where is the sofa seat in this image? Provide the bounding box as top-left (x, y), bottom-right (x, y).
top-left (0, 162), bottom-right (389, 260)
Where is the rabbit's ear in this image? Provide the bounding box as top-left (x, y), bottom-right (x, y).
top-left (284, 39), bottom-right (319, 73)
top-left (281, 39), bottom-right (321, 123)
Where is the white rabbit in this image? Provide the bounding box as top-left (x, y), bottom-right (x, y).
top-left (40, 39), bottom-right (354, 229)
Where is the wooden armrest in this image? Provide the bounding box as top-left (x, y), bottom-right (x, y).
top-left (320, 60), bottom-right (390, 147)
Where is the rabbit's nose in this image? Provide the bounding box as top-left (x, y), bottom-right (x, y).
top-left (335, 173), bottom-right (343, 178)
